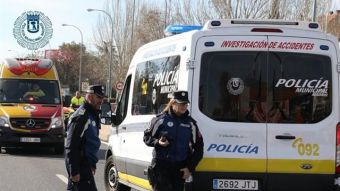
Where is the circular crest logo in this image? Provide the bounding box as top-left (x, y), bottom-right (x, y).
top-left (13, 11), bottom-right (53, 50)
top-left (167, 122), bottom-right (173, 127)
top-left (227, 78), bottom-right (244, 95)
top-left (23, 105), bottom-right (37, 111)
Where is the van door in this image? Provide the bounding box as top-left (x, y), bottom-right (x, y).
top-left (113, 75), bottom-right (132, 183)
top-left (191, 35), bottom-right (268, 190)
top-left (266, 36), bottom-right (337, 191)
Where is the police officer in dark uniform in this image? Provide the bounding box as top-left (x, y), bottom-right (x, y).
top-left (143, 90), bottom-right (204, 191)
top-left (65, 85), bottom-right (106, 191)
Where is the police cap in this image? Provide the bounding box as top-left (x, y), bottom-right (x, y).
top-left (86, 85), bottom-right (107, 98)
top-left (173, 90), bottom-right (190, 104)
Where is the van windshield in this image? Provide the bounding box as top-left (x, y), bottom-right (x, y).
top-left (199, 51), bottom-right (332, 124)
top-left (0, 79), bottom-right (61, 104)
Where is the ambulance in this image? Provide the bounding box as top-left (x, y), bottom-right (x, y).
top-left (0, 58), bottom-right (64, 154)
top-left (103, 19), bottom-right (340, 191)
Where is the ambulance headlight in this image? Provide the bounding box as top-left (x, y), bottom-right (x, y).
top-left (0, 116), bottom-right (10, 127)
top-left (51, 117), bottom-right (63, 128)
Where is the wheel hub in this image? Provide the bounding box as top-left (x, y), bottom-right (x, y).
top-left (108, 165), bottom-right (118, 187)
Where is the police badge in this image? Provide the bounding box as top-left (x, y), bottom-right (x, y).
top-left (13, 11), bottom-right (53, 50)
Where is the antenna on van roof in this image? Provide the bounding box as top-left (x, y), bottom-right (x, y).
top-left (164, 25), bottom-right (202, 36)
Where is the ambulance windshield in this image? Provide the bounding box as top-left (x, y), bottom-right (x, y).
top-left (0, 79), bottom-right (61, 104)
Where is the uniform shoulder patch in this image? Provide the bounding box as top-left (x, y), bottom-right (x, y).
top-left (78, 108), bottom-right (86, 115)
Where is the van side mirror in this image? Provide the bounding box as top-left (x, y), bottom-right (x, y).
top-left (100, 102), bottom-right (121, 126)
top-left (100, 102), bottom-right (112, 125)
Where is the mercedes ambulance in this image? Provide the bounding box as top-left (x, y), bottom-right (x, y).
top-left (0, 58), bottom-right (64, 154)
top-left (103, 19), bottom-right (340, 191)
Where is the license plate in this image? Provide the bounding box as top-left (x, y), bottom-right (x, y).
top-left (20, 137), bottom-right (41, 143)
top-left (213, 179), bottom-right (258, 190)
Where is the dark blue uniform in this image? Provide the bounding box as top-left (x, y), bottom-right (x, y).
top-left (65, 102), bottom-right (101, 191)
top-left (143, 108), bottom-right (204, 191)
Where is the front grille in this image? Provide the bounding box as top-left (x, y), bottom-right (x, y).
top-left (10, 118), bottom-right (51, 130)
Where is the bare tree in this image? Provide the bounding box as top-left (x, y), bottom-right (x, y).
top-left (92, 0), bottom-right (137, 85)
top-left (269, 0), bottom-right (280, 19)
top-left (135, 6), bottom-right (164, 46)
top-left (207, 0), bottom-right (270, 19)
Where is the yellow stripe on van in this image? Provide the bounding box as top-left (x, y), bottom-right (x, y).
top-left (268, 159), bottom-right (334, 174)
top-left (196, 158), bottom-right (335, 174)
top-left (0, 105), bottom-right (31, 117)
top-left (118, 172), bottom-right (152, 190)
top-left (196, 158), bottom-right (266, 172)
top-left (118, 172), bottom-right (129, 181)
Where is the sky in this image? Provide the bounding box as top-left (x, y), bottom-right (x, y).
top-left (330, 0), bottom-right (340, 12)
top-left (0, 0), bottom-right (108, 58)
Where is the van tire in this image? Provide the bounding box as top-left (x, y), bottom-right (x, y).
top-left (104, 156), bottom-right (130, 191)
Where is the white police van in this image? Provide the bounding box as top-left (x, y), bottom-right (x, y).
top-left (103, 19), bottom-right (340, 191)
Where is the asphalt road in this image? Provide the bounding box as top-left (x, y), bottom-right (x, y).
top-left (0, 142), bottom-right (108, 191)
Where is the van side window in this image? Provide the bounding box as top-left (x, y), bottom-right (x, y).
top-left (117, 75), bottom-right (132, 121)
top-left (132, 56), bottom-right (180, 115)
top-left (199, 51), bottom-right (332, 124)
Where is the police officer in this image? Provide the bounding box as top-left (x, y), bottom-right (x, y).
top-left (143, 90), bottom-right (204, 191)
top-left (65, 85), bottom-right (106, 191)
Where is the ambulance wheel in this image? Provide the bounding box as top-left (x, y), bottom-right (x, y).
top-left (104, 156), bottom-right (130, 191)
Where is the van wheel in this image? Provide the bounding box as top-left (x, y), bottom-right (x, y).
top-left (104, 156), bottom-right (130, 191)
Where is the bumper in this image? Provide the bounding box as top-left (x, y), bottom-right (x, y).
top-left (193, 171), bottom-right (336, 191)
top-left (0, 126), bottom-right (64, 147)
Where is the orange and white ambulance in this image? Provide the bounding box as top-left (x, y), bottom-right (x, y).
top-left (0, 58), bottom-right (64, 154)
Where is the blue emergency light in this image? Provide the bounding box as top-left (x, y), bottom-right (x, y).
top-left (164, 25), bottom-right (202, 36)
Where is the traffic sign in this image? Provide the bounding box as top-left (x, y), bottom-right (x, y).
top-left (81, 82), bottom-right (89, 92)
top-left (115, 81), bottom-right (124, 91)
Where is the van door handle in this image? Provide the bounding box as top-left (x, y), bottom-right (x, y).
top-left (121, 126), bottom-right (126, 130)
top-left (275, 135), bottom-right (296, 140)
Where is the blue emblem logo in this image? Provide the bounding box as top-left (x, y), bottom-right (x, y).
top-left (13, 11), bottom-right (53, 50)
top-left (27, 13), bottom-right (40, 33)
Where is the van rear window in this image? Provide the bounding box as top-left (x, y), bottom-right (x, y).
top-left (199, 51), bottom-right (332, 124)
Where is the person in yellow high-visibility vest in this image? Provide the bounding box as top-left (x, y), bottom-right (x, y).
top-left (70, 91), bottom-right (85, 109)
top-left (141, 78), bottom-right (148, 107)
top-left (141, 78), bottom-right (148, 95)
top-left (23, 83), bottom-right (45, 100)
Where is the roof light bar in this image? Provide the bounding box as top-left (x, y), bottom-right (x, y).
top-left (164, 25), bottom-right (202, 36)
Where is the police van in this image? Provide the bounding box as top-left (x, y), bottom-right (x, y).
top-left (103, 19), bottom-right (340, 191)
